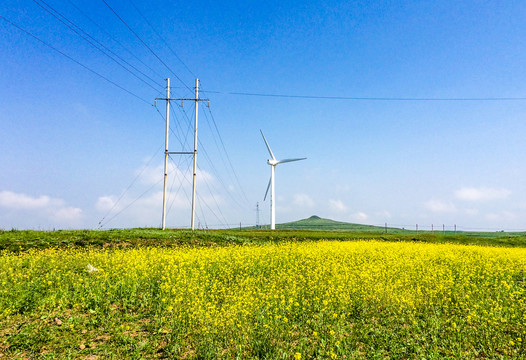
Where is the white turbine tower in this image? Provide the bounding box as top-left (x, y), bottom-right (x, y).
top-left (261, 130), bottom-right (306, 230)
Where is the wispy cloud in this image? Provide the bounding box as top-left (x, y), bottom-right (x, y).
top-left (424, 199), bottom-right (458, 213)
top-left (0, 191), bottom-right (51, 210)
top-left (455, 187), bottom-right (511, 202)
top-left (95, 163), bottom-right (225, 228)
top-left (138, 163), bottom-right (215, 187)
top-left (485, 211), bottom-right (517, 222)
top-left (329, 199), bottom-right (347, 212)
top-left (376, 210), bottom-right (392, 219)
top-left (350, 212), bottom-right (368, 222)
top-left (293, 194), bottom-right (314, 208)
top-left (95, 196), bottom-right (117, 212)
top-left (0, 191), bottom-right (83, 225)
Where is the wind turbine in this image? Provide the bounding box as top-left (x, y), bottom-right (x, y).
top-left (261, 130), bottom-right (306, 230)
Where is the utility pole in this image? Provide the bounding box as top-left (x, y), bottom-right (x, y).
top-left (191, 79), bottom-right (199, 231)
top-left (161, 78), bottom-right (170, 230)
top-left (156, 78), bottom-right (207, 230)
top-left (256, 202), bottom-right (260, 229)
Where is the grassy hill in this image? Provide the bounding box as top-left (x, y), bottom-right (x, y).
top-left (274, 215), bottom-right (404, 232)
top-left (248, 215), bottom-right (407, 233)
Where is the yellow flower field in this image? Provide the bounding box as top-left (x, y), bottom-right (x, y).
top-left (1, 240), bottom-right (526, 358)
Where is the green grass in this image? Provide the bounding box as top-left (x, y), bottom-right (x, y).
top-left (2, 223), bottom-right (526, 253)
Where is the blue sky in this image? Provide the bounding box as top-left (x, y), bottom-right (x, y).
top-left (1, 0), bottom-right (526, 231)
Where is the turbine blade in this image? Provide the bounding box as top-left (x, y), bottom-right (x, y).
top-left (260, 130), bottom-right (276, 161)
top-left (277, 157), bottom-right (307, 164)
top-left (263, 176), bottom-right (272, 201)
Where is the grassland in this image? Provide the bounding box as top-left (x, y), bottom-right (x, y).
top-left (2, 224), bottom-right (526, 253)
top-left (1, 228), bottom-right (526, 359)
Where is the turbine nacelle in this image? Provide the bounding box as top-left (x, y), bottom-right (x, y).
top-left (267, 159), bottom-right (278, 166)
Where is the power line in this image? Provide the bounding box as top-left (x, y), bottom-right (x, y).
top-left (32, 0), bottom-right (162, 92)
top-left (167, 155), bottom-right (224, 229)
top-left (159, 97), bottom-right (239, 228)
top-left (197, 136), bottom-right (249, 212)
top-left (127, 0), bottom-right (196, 79)
top-left (66, 0), bottom-right (165, 81)
top-left (166, 157), bottom-right (192, 218)
top-left (166, 154), bottom-right (194, 225)
top-left (101, 0), bottom-right (192, 93)
top-left (0, 15), bottom-right (151, 105)
top-left (194, 171), bottom-right (229, 228)
top-left (204, 90), bottom-right (526, 102)
top-left (97, 145), bottom-right (163, 228)
top-left (170, 95), bottom-right (251, 212)
top-left (198, 94), bottom-right (251, 205)
top-left (98, 174), bottom-right (164, 228)
top-left (169, 101), bottom-right (194, 152)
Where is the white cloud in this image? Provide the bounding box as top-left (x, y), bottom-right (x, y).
top-left (350, 212), bottom-right (368, 222)
top-left (424, 199), bottom-right (458, 213)
top-left (293, 194), bottom-right (314, 208)
top-left (485, 211), bottom-right (517, 222)
top-left (0, 191), bottom-right (83, 226)
top-left (95, 161), bottom-right (225, 228)
top-left (139, 163), bottom-right (215, 187)
top-left (95, 196), bottom-right (117, 212)
top-left (464, 208), bottom-right (479, 216)
top-left (0, 191), bottom-right (51, 210)
top-left (376, 210), bottom-right (392, 219)
top-left (329, 199), bottom-right (347, 212)
top-left (53, 207), bottom-right (83, 222)
top-left (455, 187), bottom-right (511, 202)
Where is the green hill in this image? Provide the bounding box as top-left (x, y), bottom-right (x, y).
top-left (259, 215), bottom-right (408, 233)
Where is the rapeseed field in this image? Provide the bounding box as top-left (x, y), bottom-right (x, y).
top-left (1, 240), bottom-right (525, 359)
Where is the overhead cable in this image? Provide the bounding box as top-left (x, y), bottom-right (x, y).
top-left (101, 0), bottom-right (193, 93)
top-left (0, 15), bottom-right (151, 105)
top-left (203, 100), bottom-right (251, 204)
top-left (32, 0), bottom-right (162, 92)
top-left (66, 0), bottom-right (165, 81)
top-left (128, 0), bottom-right (196, 78)
top-left (204, 90), bottom-right (526, 102)
top-left (97, 145), bottom-right (163, 228)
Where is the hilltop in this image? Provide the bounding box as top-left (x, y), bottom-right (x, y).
top-left (267, 215), bottom-right (406, 233)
